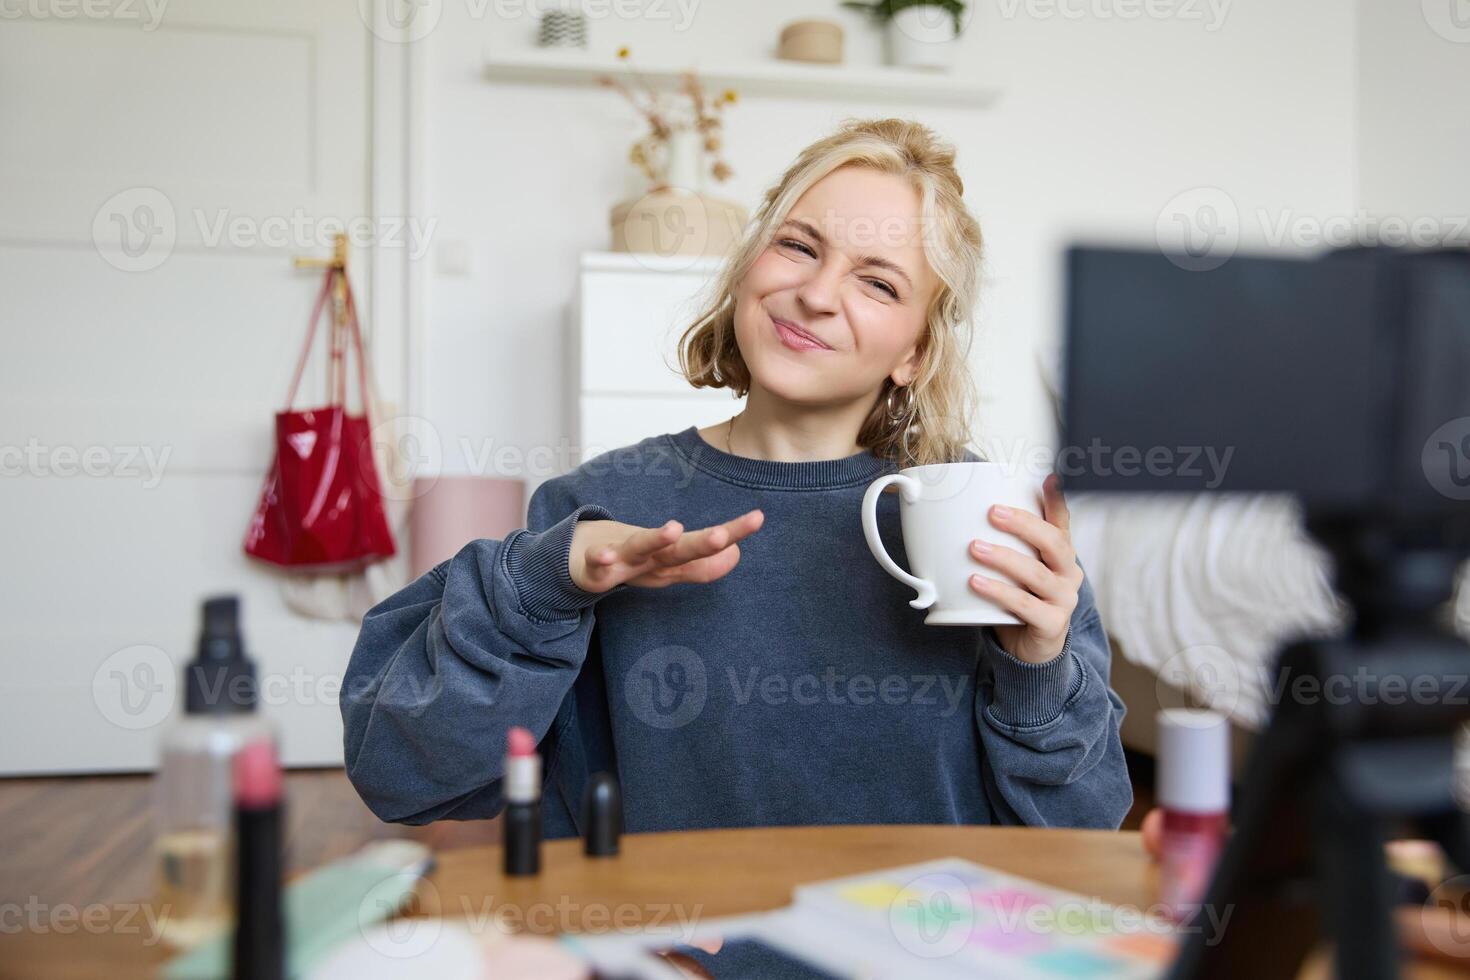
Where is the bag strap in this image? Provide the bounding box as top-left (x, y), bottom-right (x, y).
top-left (282, 266), bottom-right (379, 424)
top-left (283, 268), bottom-right (339, 411)
top-left (339, 273), bottom-right (377, 427)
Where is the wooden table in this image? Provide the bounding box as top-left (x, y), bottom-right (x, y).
top-left (2, 824), bottom-right (1460, 978)
top-left (1, 825), bottom-right (1145, 979)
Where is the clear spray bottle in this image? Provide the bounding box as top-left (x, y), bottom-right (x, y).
top-left (154, 595), bottom-right (276, 948)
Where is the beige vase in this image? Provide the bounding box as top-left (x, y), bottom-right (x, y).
top-left (609, 190), bottom-right (748, 260)
top-left (610, 128), bottom-right (748, 260)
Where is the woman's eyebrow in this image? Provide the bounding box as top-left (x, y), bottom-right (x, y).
top-left (779, 218), bottom-right (914, 291)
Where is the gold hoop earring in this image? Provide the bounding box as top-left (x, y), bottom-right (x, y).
top-left (884, 383), bottom-right (914, 424)
top-left (884, 383), bottom-right (919, 464)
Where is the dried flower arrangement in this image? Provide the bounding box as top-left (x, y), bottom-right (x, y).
top-left (599, 47), bottom-right (738, 192)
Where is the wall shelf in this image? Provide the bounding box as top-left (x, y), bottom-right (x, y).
top-left (484, 47), bottom-right (1000, 108)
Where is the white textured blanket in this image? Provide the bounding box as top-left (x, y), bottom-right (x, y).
top-left (1069, 493), bottom-right (1470, 731)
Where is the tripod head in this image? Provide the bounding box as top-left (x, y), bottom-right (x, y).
top-left (1061, 243), bottom-right (1470, 979)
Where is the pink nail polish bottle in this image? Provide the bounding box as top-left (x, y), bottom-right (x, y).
top-left (1156, 709), bottom-right (1230, 922)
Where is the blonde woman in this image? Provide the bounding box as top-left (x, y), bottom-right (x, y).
top-left (341, 119), bottom-right (1131, 840)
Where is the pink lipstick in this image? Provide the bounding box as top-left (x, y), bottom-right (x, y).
top-left (503, 726), bottom-right (541, 876)
top-left (232, 738), bottom-right (284, 980)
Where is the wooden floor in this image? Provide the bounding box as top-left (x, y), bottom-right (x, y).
top-left (2, 758), bottom-right (1153, 907)
top-left (0, 768), bottom-right (502, 907)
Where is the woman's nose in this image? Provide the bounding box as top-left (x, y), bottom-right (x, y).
top-left (795, 261), bottom-right (842, 315)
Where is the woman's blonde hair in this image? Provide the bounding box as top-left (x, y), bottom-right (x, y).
top-left (675, 117), bottom-right (983, 467)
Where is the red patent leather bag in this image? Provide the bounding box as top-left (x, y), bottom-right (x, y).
top-left (243, 266), bottom-right (396, 570)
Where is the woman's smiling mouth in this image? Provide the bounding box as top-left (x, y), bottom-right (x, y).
top-left (772, 315), bottom-right (834, 352)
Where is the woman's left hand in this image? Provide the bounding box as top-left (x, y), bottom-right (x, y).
top-left (967, 473), bottom-right (1082, 665)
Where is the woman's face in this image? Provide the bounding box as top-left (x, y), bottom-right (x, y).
top-left (732, 165), bottom-right (940, 409)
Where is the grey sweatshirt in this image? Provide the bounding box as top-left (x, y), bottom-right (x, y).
top-left (340, 426), bottom-right (1133, 837)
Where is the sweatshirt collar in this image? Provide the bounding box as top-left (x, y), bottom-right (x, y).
top-left (666, 425), bottom-right (895, 491)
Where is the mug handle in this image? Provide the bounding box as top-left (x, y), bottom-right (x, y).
top-left (861, 473), bottom-right (938, 610)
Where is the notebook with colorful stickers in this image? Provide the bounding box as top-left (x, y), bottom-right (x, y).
top-left (561, 856), bottom-right (1180, 979)
top-left (777, 856), bottom-right (1180, 979)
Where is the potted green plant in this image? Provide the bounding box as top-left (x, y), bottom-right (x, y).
top-left (841, 0), bottom-right (966, 70)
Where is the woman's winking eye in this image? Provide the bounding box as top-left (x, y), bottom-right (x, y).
top-left (774, 238), bottom-right (900, 299)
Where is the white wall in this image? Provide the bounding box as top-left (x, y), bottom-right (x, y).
top-left (1357, 0), bottom-right (1470, 220)
top-left (420, 0), bottom-right (1361, 494)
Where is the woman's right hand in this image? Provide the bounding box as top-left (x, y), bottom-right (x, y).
top-left (569, 510), bottom-right (765, 593)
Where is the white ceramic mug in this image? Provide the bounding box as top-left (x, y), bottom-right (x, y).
top-left (861, 462), bottom-right (1045, 626)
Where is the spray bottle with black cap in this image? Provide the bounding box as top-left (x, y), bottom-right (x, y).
top-left (155, 595), bottom-right (276, 948)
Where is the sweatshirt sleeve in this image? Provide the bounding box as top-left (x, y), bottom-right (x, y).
top-left (974, 562), bottom-right (1133, 829)
top-left (339, 480), bottom-right (627, 824)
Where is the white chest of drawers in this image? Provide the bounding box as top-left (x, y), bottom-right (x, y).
top-left (568, 252), bottom-right (743, 461)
